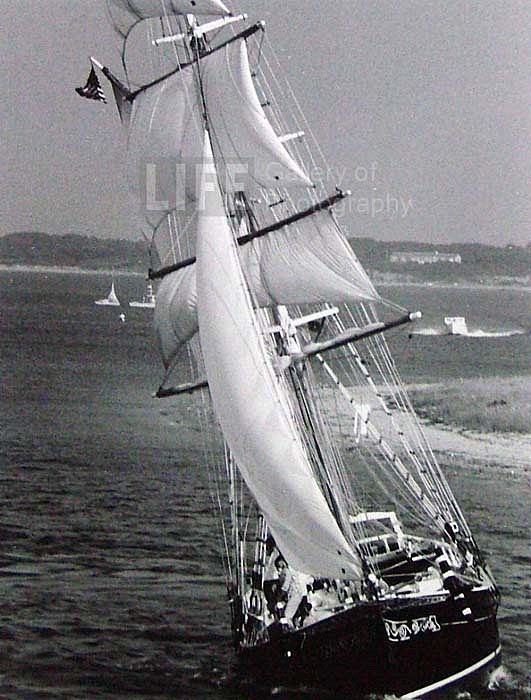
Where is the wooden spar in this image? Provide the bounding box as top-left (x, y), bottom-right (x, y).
top-left (155, 378), bottom-right (208, 398)
top-left (152, 14), bottom-right (249, 46)
top-left (237, 190), bottom-right (350, 244)
top-left (130, 22), bottom-right (264, 100)
top-left (99, 65), bottom-right (132, 99)
top-left (296, 312), bottom-right (421, 359)
top-left (149, 253), bottom-right (197, 280)
top-left (148, 190), bottom-right (351, 280)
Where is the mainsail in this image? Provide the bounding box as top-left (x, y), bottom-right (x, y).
top-left (196, 134), bottom-right (361, 579)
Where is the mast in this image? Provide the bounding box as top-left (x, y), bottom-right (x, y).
top-left (273, 306), bottom-right (357, 542)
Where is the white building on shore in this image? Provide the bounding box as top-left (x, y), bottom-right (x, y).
top-left (389, 251), bottom-right (462, 264)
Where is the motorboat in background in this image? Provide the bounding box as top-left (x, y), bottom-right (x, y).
top-left (129, 282), bottom-right (156, 309)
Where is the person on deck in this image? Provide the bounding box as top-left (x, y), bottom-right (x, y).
top-left (271, 555), bottom-right (312, 628)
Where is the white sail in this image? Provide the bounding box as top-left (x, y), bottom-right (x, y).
top-left (127, 38), bottom-right (312, 234)
top-left (127, 68), bottom-right (203, 231)
top-left (79, 7), bottom-right (500, 685)
top-left (154, 267), bottom-right (197, 368)
top-left (196, 133), bottom-right (361, 579)
top-left (153, 213), bottom-right (379, 363)
top-left (108, 0), bottom-right (230, 38)
top-left (95, 280), bottom-right (121, 306)
top-left (201, 40), bottom-right (314, 192)
top-left (240, 213), bottom-right (379, 306)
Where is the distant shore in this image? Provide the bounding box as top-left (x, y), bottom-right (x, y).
top-left (407, 375), bottom-right (531, 435)
top-left (377, 280), bottom-right (530, 292)
top-left (419, 420), bottom-right (531, 473)
top-left (0, 264), bottom-right (528, 291)
top-left (405, 376), bottom-right (531, 473)
top-left (0, 264), bottom-right (145, 276)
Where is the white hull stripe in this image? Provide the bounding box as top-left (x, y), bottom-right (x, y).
top-left (400, 646), bottom-right (501, 699)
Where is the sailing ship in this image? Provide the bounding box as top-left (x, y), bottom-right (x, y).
top-left (77, 2), bottom-right (500, 696)
top-left (129, 282), bottom-right (156, 308)
top-left (94, 278), bottom-right (120, 306)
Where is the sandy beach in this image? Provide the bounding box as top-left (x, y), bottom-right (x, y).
top-left (414, 377), bottom-right (531, 472)
top-left (420, 423), bottom-right (531, 472)
top-left (321, 374), bottom-right (531, 477)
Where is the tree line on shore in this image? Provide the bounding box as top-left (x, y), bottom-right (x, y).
top-left (1, 231), bottom-right (529, 283)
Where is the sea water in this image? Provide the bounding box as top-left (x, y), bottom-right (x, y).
top-left (0, 270), bottom-right (529, 699)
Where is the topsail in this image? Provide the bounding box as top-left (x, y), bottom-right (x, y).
top-left (202, 40), bottom-right (314, 192)
top-left (153, 208), bottom-right (381, 368)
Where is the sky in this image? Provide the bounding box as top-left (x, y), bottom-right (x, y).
top-left (1, 0), bottom-right (529, 246)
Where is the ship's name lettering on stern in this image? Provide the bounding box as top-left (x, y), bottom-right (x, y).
top-left (384, 615), bottom-right (441, 643)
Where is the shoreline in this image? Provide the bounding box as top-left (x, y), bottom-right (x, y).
top-left (376, 280), bottom-right (530, 292)
top-left (419, 422), bottom-right (531, 473)
top-left (0, 264), bottom-right (528, 291)
top-left (410, 373), bottom-right (531, 468)
top-left (0, 264), bottom-right (145, 276)
top-left (406, 376), bottom-right (531, 437)
top-left (322, 375), bottom-right (531, 473)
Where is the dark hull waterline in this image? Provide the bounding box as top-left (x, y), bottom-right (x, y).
top-left (237, 588), bottom-right (500, 697)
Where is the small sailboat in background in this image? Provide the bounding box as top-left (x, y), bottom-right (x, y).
top-left (77, 2), bottom-right (501, 697)
top-left (94, 279), bottom-right (120, 306)
top-left (129, 282), bottom-right (156, 308)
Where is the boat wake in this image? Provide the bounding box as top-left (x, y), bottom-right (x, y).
top-left (411, 327), bottom-right (525, 337)
top-left (486, 665), bottom-right (531, 700)
top-left (462, 330), bottom-right (525, 338)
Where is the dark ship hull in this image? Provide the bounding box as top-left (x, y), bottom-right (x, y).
top-left (236, 587), bottom-right (500, 698)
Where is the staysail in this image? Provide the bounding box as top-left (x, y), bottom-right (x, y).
top-left (196, 133), bottom-right (362, 579)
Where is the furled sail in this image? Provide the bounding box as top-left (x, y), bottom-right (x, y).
top-left (196, 133), bottom-right (362, 579)
top-left (107, 0), bottom-right (230, 38)
top-left (201, 39), bottom-right (314, 191)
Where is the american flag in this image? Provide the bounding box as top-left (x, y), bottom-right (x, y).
top-left (75, 66), bottom-right (107, 103)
